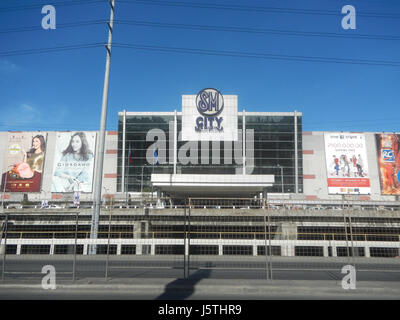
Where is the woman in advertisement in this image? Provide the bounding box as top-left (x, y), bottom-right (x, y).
top-left (51, 132), bottom-right (94, 192)
top-left (1, 135), bottom-right (46, 192)
top-left (20, 135), bottom-right (46, 177)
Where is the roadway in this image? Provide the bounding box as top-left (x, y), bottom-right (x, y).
top-left (1, 255), bottom-right (399, 282)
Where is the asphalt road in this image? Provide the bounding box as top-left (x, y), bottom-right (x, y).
top-left (0, 256), bottom-right (399, 300)
top-left (1, 255), bottom-right (399, 282)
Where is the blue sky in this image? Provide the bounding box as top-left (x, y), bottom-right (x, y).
top-left (0, 0), bottom-right (399, 132)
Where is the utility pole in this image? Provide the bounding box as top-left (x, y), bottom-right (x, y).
top-left (89, 0), bottom-right (115, 255)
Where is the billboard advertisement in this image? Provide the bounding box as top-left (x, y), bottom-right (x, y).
top-left (1, 132), bottom-right (47, 192)
top-left (182, 89), bottom-right (238, 141)
top-left (324, 133), bottom-right (370, 194)
top-left (376, 134), bottom-right (400, 195)
top-left (51, 132), bottom-right (96, 193)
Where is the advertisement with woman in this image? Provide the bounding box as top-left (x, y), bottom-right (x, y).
top-left (376, 134), bottom-right (400, 195)
top-left (51, 132), bottom-right (96, 193)
top-left (1, 132), bottom-right (47, 192)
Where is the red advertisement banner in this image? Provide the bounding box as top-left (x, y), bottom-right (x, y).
top-left (328, 178), bottom-right (370, 188)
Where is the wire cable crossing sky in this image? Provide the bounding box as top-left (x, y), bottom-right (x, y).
top-left (0, 0), bottom-right (399, 133)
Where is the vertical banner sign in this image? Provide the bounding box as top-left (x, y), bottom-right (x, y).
top-left (51, 132), bottom-right (96, 193)
top-left (376, 134), bottom-right (400, 195)
top-left (182, 88), bottom-right (238, 141)
top-left (1, 132), bottom-right (47, 192)
top-left (324, 133), bottom-right (370, 194)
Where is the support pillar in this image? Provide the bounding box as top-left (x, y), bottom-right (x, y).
top-left (365, 246), bottom-right (370, 258)
top-left (323, 246), bottom-right (329, 257)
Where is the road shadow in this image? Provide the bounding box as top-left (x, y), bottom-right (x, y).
top-left (155, 265), bottom-right (212, 300)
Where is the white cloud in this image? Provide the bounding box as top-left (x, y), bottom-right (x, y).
top-left (0, 103), bottom-right (69, 130)
top-left (20, 104), bottom-right (35, 113)
top-left (0, 59), bottom-right (19, 73)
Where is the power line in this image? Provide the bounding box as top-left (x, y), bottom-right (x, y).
top-left (118, 0), bottom-right (400, 19)
top-left (3, 18), bottom-right (399, 42)
top-left (0, 20), bottom-right (106, 34)
top-left (114, 19), bottom-right (400, 41)
top-left (113, 42), bottom-right (400, 67)
top-left (2, 19), bottom-right (399, 42)
top-left (0, 0), bottom-right (104, 12)
top-left (0, 43), bottom-right (103, 57)
top-left (1, 41), bottom-right (399, 67)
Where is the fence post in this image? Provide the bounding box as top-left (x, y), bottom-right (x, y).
top-left (105, 206), bottom-right (112, 280)
top-left (264, 199), bottom-right (273, 281)
top-left (267, 205), bottom-right (273, 281)
top-left (72, 211), bottom-right (79, 282)
top-left (188, 198), bottom-right (191, 279)
top-left (343, 212), bottom-right (351, 265)
top-left (347, 207), bottom-right (357, 269)
top-left (264, 214), bottom-right (269, 280)
top-left (183, 204), bottom-right (187, 279)
top-left (1, 213), bottom-right (8, 282)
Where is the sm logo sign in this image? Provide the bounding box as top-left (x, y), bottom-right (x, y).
top-left (195, 88), bottom-right (224, 132)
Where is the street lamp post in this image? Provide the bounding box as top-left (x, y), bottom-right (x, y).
top-left (89, 0), bottom-right (115, 255)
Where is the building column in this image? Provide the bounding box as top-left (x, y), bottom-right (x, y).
top-left (283, 245), bottom-right (295, 257)
top-left (156, 187), bottom-right (161, 206)
top-left (323, 246), bottom-right (329, 257)
top-left (365, 246), bottom-right (370, 258)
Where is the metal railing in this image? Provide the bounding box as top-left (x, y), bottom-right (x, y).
top-left (2, 230), bottom-right (400, 241)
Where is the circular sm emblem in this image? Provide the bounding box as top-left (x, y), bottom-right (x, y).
top-left (196, 88), bottom-right (224, 116)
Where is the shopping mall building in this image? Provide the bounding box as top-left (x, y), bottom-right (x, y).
top-left (1, 89), bottom-right (399, 206)
top-left (0, 89), bottom-right (399, 258)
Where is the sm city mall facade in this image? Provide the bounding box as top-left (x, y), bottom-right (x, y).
top-left (1, 88), bottom-right (400, 204)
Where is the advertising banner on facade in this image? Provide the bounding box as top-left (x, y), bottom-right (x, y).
top-left (51, 132), bottom-right (96, 193)
top-left (182, 89), bottom-right (238, 141)
top-left (1, 132), bottom-right (47, 192)
top-left (376, 133), bottom-right (400, 195)
top-left (324, 132), bottom-right (370, 194)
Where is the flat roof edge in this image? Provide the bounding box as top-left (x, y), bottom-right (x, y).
top-left (119, 111), bottom-right (302, 116)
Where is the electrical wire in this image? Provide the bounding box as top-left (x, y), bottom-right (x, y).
top-left (0, 43), bottom-right (103, 57)
top-left (2, 18), bottom-right (399, 42)
top-left (0, 0), bottom-right (104, 12)
top-left (113, 20), bottom-right (400, 41)
top-left (1, 41), bottom-right (399, 67)
top-left (118, 0), bottom-right (400, 19)
top-left (0, 20), bottom-right (106, 34)
top-left (113, 42), bottom-right (400, 67)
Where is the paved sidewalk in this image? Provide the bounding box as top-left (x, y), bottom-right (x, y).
top-left (0, 277), bottom-right (399, 299)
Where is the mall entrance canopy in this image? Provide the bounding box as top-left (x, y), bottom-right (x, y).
top-left (151, 174), bottom-right (275, 198)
